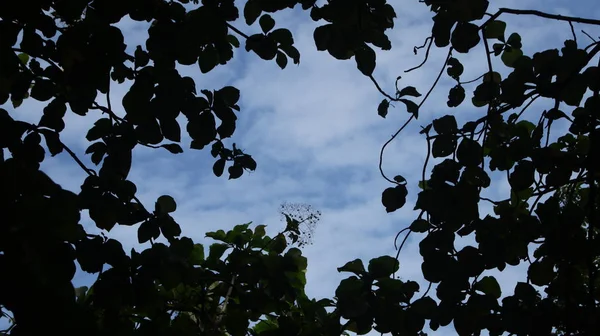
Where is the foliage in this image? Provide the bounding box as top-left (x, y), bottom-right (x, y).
top-left (1, 0), bottom-right (600, 335)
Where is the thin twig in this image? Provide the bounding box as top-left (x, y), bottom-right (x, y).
top-left (378, 48), bottom-right (454, 183)
top-left (405, 36), bottom-right (434, 73)
top-left (226, 23), bottom-right (249, 39)
top-left (569, 21), bottom-right (577, 42)
top-left (582, 30), bottom-right (598, 43)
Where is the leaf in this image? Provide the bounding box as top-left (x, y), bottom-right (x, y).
top-left (337, 259), bottom-right (366, 275)
top-left (228, 164), bottom-right (243, 179)
top-left (446, 57), bottom-right (464, 80)
top-left (484, 20), bottom-right (506, 41)
top-left (507, 32), bottom-right (522, 49)
top-left (447, 84), bottom-right (465, 107)
top-left (243, 0), bottom-right (261, 25)
top-left (198, 46), bottom-right (219, 73)
top-left (528, 259), bottom-right (555, 286)
top-left (259, 14), bottom-right (275, 34)
top-left (432, 134), bottom-right (456, 158)
top-left (381, 185), bottom-right (408, 213)
top-left (410, 219), bottom-right (430, 233)
top-left (213, 158), bottom-right (226, 177)
top-left (159, 117), bottom-right (181, 142)
top-left (218, 86), bottom-right (240, 106)
top-left (138, 219), bottom-right (160, 244)
top-left (474, 276), bottom-right (501, 298)
top-left (451, 22), bottom-right (481, 53)
top-left (411, 296), bottom-right (437, 319)
top-left (456, 138), bottom-right (482, 167)
top-left (368, 255), bottom-right (399, 278)
top-left (156, 195), bottom-right (177, 214)
top-left (355, 45), bottom-right (376, 76)
top-left (432, 115), bottom-right (458, 135)
top-left (227, 35), bottom-right (240, 48)
top-left (161, 143), bottom-right (183, 154)
top-left (275, 51), bottom-right (288, 69)
top-left (378, 99), bottom-right (389, 118)
top-left (509, 160), bottom-right (535, 191)
top-left (18, 53), bottom-right (29, 65)
top-left (398, 86), bottom-right (421, 98)
top-left (39, 129), bottom-right (63, 156)
top-left (502, 47), bottom-right (523, 68)
top-left (400, 99), bottom-right (419, 117)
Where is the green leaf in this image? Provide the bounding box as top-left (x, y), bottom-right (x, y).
top-left (456, 138), bottom-right (482, 167)
top-left (528, 258), bottom-right (555, 286)
top-left (411, 296), bottom-right (437, 318)
top-left (213, 158), bottom-right (226, 177)
top-left (275, 51), bottom-right (288, 69)
top-left (484, 20), bottom-right (506, 41)
top-left (451, 22), bottom-right (481, 53)
top-left (381, 185), bottom-right (408, 213)
top-left (355, 45), bottom-right (376, 76)
top-left (378, 99), bottom-right (389, 118)
top-left (219, 86), bottom-right (240, 106)
top-left (410, 219), bottom-right (430, 233)
top-left (138, 219), bottom-right (160, 244)
top-left (509, 160), bottom-right (535, 191)
top-left (161, 143), bottom-right (183, 154)
top-left (447, 57), bottom-right (464, 80)
top-left (474, 276), bottom-right (501, 298)
top-left (432, 134), bottom-right (456, 158)
top-left (337, 259), bottom-right (366, 275)
top-left (156, 195), bottom-right (177, 214)
top-left (208, 243), bottom-right (229, 261)
top-left (447, 84), bottom-right (465, 107)
top-left (432, 115), bottom-right (458, 135)
top-left (227, 34), bottom-right (240, 48)
top-left (400, 99), bottom-right (419, 117)
top-left (502, 47), bottom-right (523, 68)
top-left (259, 14), bottom-right (275, 34)
top-left (368, 256), bottom-right (399, 278)
top-left (228, 164), bottom-right (243, 179)
top-left (507, 32), bottom-right (522, 48)
top-left (398, 86), bottom-right (421, 98)
top-left (244, 0), bottom-right (261, 25)
top-left (18, 53), bottom-right (29, 65)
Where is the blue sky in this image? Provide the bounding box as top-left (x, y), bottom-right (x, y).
top-left (4, 0), bottom-right (600, 334)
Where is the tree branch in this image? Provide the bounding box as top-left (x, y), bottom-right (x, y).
top-left (488, 8), bottom-right (600, 26)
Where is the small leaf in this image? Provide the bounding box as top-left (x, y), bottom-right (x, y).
top-left (156, 195), bottom-right (177, 214)
top-left (410, 219), bottom-right (430, 233)
top-left (378, 99), bottom-right (389, 118)
top-left (219, 86), bottom-right (240, 106)
top-left (484, 20), bottom-right (506, 41)
top-left (447, 57), bottom-right (464, 80)
top-left (432, 115), bottom-right (457, 135)
top-left (259, 14), bottom-right (275, 34)
top-left (213, 158), bottom-right (226, 177)
top-left (397, 86), bottom-right (421, 98)
top-left (474, 276), bottom-right (501, 298)
top-left (451, 22), bottom-right (481, 53)
top-left (244, 0), bottom-right (261, 25)
top-left (275, 51), bottom-right (288, 69)
top-left (368, 255), bottom-right (399, 278)
top-left (161, 143), bottom-right (183, 154)
top-left (138, 219), bottom-right (160, 244)
top-left (507, 32), bottom-right (522, 49)
top-left (400, 99), bottom-right (419, 117)
top-left (381, 185), bottom-right (408, 213)
top-left (228, 164), bottom-right (243, 179)
top-left (227, 35), bottom-right (240, 48)
top-left (355, 45), bottom-right (376, 76)
top-left (337, 259), bottom-right (366, 275)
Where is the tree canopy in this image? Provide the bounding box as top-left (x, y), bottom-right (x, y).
top-left (1, 0), bottom-right (599, 335)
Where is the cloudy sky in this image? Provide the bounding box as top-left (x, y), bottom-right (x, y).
top-left (6, 0), bottom-right (600, 334)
